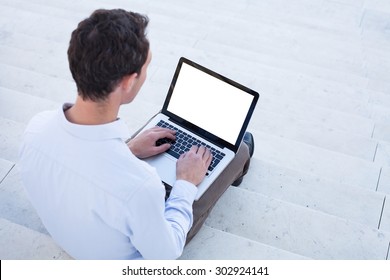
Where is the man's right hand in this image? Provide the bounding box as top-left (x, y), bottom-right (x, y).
top-left (127, 127), bottom-right (176, 159)
top-left (176, 146), bottom-right (213, 186)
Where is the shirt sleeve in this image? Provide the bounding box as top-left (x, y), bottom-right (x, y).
top-left (125, 178), bottom-right (197, 259)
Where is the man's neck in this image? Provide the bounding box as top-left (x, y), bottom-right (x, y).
top-left (65, 95), bottom-right (120, 125)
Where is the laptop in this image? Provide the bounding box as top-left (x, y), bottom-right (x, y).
top-left (136, 57), bottom-right (259, 200)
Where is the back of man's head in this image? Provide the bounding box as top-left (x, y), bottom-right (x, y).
top-left (68, 9), bottom-right (149, 101)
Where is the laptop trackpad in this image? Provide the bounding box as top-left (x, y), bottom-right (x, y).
top-left (145, 154), bottom-right (176, 187)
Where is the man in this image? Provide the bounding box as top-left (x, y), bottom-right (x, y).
top-left (19, 9), bottom-right (253, 259)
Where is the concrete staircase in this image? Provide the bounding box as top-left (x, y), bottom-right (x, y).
top-left (0, 0), bottom-right (389, 259)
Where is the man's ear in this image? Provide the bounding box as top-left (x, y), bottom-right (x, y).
top-left (121, 73), bottom-right (138, 91)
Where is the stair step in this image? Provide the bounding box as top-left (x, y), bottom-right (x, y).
top-left (0, 3), bottom-right (74, 44)
top-left (361, 9), bottom-right (390, 51)
top-left (153, 7), bottom-right (366, 76)
top-left (0, 87), bottom-right (59, 124)
top-left (11, 0), bottom-right (147, 20)
top-left (369, 89), bottom-right (390, 117)
top-left (365, 0), bottom-right (390, 12)
top-left (368, 78), bottom-right (390, 94)
top-left (0, 158), bottom-right (14, 183)
top-left (205, 187), bottom-right (390, 259)
top-left (0, 29), bottom-right (66, 58)
top-left (0, 117), bottom-right (25, 163)
top-left (380, 198), bottom-right (390, 232)
top-left (242, 0), bottom-right (365, 32)
top-left (0, 165), bottom-right (48, 234)
top-left (371, 102), bottom-right (390, 125)
top-left (255, 79), bottom-right (371, 134)
top-left (0, 218), bottom-right (71, 259)
top-left (192, 40), bottom-right (373, 118)
top-left (0, 45), bottom-right (72, 81)
top-left (180, 225), bottom-right (309, 260)
top-left (242, 158), bottom-right (385, 228)
top-left (375, 142), bottom-right (390, 167)
top-left (181, 47), bottom-right (369, 94)
top-left (0, 0), bottom-right (86, 22)
top-left (203, 27), bottom-right (366, 79)
top-left (253, 109), bottom-right (376, 161)
top-left (253, 130), bottom-right (381, 191)
top-left (0, 63), bottom-right (76, 102)
top-left (365, 49), bottom-right (390, 84)
top-left (378, 166), bottom-right (390, 195)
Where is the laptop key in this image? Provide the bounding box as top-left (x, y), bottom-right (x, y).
top-left (166, 149), bottom-right (180, 159)
top-left (156, 120), bottom-right (226, 174)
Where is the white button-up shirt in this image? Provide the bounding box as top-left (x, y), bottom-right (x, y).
top-left (19, 104), bottom-right (197, 259)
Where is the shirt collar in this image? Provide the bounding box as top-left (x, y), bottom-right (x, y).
top-left (58, 103), bottom-right (131, 141)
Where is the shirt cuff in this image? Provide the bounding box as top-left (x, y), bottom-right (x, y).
top-left (170, 180), bottom-right (198, 201)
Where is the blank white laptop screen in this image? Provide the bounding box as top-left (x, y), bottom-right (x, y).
top-left (167, 63), bottom-right (254, 145)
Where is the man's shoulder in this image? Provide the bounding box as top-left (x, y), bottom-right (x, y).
top-left (19, 109), bottom-right (60, 150)
top-left (25, 109), bottom-right (58, 133)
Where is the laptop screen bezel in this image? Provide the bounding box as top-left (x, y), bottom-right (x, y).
top-left (161, 57), bottom-right (259, 153)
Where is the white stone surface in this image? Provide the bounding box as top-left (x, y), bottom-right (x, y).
top-left (180, 225), bottom-right (309, 260)
top-left (205, 187), bottom-right (390, 259)
top-left (0, 218), bottom-right (72, 260)
top-left (378, 167), bottom-right (390, 195)
top-left (0, 117), bottom-right (26, 163)
top-left (254, 131), bottom-right (381, 191)
top-left (373, 123), bottom-right (390, 143)
top-left (0, 158), bottom-right (14, 183)
top-left (0, 63), bottom-right (76, 103)
top-left (0, 165), bottom-right (47, 234)
top-left (0, 0), bottom-right (390, 260)
top-left (253, 110), bottom-right (377, 161)
top-left (375, 142), bottom-right (390, 167)
top-left (380, 199), bottom-right (390, 233)
top-left (242, 158), bottom-right (385, 228)
top-left (0, 87), bottom-right (59, 124)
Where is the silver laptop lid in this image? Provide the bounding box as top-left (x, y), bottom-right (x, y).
top-left (162, 57), bottom-right (259, 153)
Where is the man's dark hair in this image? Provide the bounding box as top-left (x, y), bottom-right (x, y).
top-left (68, 9), bottom-right (149, 101)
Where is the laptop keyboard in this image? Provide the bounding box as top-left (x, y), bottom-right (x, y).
top-left (156, 120), bottom-right (225, 174)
